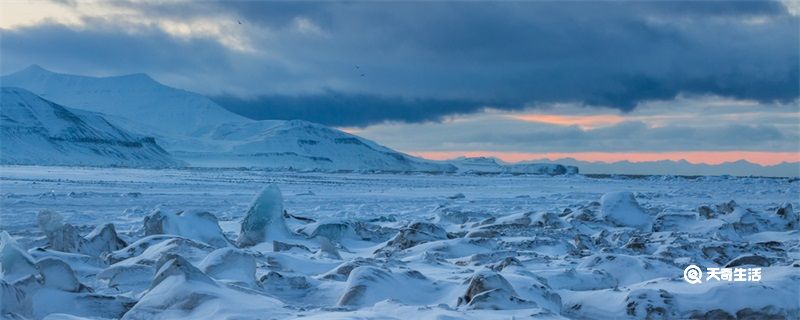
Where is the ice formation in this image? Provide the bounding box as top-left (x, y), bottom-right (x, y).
top-left (599, 191), bottom-right (652, 228)
top-left (238, 185), bottom-right (292, 247)
top-left (144, 209), bottom-right (231, 248)
top-left (1, 168), bottom-right (798, 319)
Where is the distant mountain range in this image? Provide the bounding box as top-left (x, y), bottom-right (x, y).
top-left (522, 158), bottom-right (799, 178)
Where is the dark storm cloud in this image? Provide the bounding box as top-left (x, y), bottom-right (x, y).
top-left (0, 21), bottom-right (235, 80)
top-left (211, 92), bottom-right (495, 127)
top-left (212, 1), bottom-right (799, 125)
top-left (1, 1), bottom-right (797, 126)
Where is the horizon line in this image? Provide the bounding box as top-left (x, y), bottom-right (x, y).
top-left (410, 151), bottom-right (800, 167)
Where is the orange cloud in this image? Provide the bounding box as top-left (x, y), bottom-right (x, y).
top-left (509, 114), bottom-right (627, 129)
top-left (510, 111), bottom-right (800, 129)
top-left (412, 151), bottom-right (800, 166)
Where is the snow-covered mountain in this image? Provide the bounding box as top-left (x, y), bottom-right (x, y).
top-left (0, 87), bottom-right (180, 167)
top-left (2, 65), bottom-right (246, 137)
top-left (187, 120), bottom-right (454, 172)
top-left (1, 66), bottom-right (456, 172)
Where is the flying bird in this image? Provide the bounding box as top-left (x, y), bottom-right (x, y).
top-left (238, 20), bottom-right (242, 25)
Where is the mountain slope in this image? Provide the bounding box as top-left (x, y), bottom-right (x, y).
top-left (1, 66), bottom-right (455, 172)
top-left (2, 65), bottom-right (247, 137)
top-left (1, 87), bottom-right (180, 167)
top-left (194, 120), bottom-right (456, 172)
top-left (450, 156), bottom-right (579, 175)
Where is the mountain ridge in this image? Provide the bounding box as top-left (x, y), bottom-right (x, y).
top-left (1, 66), bottom-right (458, 173)
top-left (2, 65), bottom-right (249, 138)
top-left (1, 87), bottom-right (181, 167)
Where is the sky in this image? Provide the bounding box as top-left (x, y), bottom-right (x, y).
top-left (1, 0), bottom-right (798, 166)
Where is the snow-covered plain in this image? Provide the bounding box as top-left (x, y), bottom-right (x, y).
top-left (1, 165), bottom-right (798, 319)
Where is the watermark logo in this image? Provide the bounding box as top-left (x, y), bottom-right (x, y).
top-left (683, 264), bottom-right (703, 284)
top-left (683, 265), bottom-right (762, 284)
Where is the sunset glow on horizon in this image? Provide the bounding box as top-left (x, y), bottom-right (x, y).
top-left (509, 114), bottom-right (628, 129)
top-left (411, 151), bottom-right (800, 166)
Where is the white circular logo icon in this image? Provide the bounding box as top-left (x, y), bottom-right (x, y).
top-left (683, 264), bottom-right (703, 284)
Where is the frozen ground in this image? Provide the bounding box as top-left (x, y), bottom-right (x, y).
top-left (1, 165), bottom-right (798, 319)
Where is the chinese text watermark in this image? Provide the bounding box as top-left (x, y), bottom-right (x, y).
top-left (683, 264), bottom-right (762, 284)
